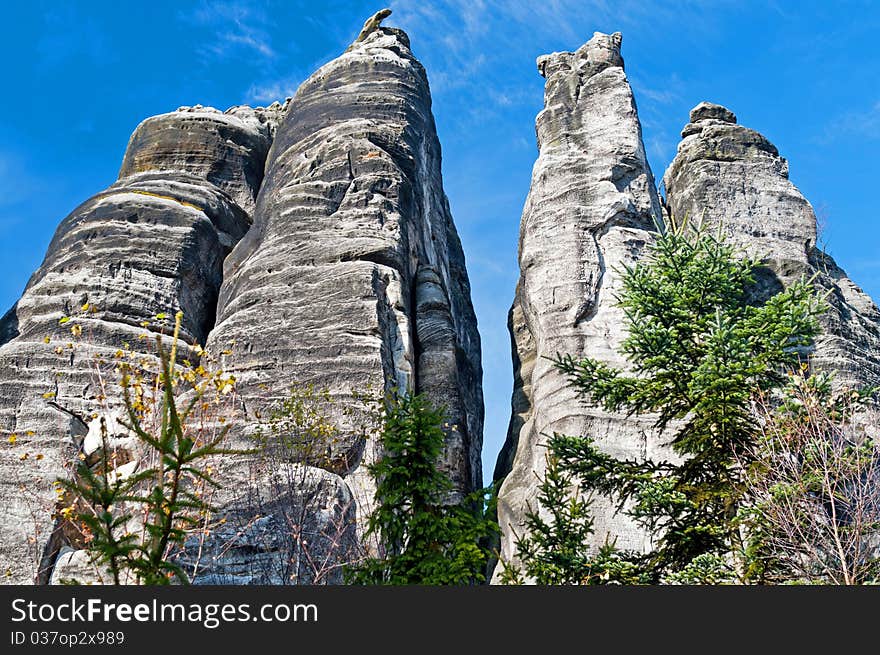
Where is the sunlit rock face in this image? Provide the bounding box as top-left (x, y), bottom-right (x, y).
top-left (493, 32), bottom-right (666, 581)
top-left (0, 104), bottom-right (272, 583)
top-left (205, 25), bottom-right (483, 506)
top-left (664, 101), bottom-right (880, 390)
top-left (495, 79), bottom-right (880, 583)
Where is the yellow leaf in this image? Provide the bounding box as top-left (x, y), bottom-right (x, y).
top-left (155, 313), bottom-right (168, 320)
top-left (58, 317), bottom-right (70, 325)
top-left (43, 336), bottom-right (51, 344)
top-left (41, 392), bottom-right (56, 399)
top-left (81, 303), bottom-right (90, 312)
top-left (7, 434), bottom-right (17, 445)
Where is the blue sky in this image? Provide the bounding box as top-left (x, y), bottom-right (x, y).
top-left (1, 1), bottom-right (878, 483)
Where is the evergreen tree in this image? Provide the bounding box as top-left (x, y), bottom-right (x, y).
top-left (346, 393), bottom-right (497, 585)
top-left (545, 220), bottom-right (824, 583)
top-left (499, 453), bottom-right (647, 585)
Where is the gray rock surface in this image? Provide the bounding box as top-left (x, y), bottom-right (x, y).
top-left (49, 548), bottom-right (110, 585)
top-left (0, 104), bottom-right (269, 583)
top-left (119, 103), bottom-right (286, 216)
top-left (493, 32), bottom-right (665, 581)
top-left (178, 464), bottom-right (360, 585)
top-left (0, 21), bottom-right (481, 585)
top-left (205, 25), bottom-right (483, 513)
top-left (663, 103), bottom-right (880, 389)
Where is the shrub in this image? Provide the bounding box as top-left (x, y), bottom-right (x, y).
top-left (56, 311), bottom-right (242, 584)
top-left (742, 371), bottom-right (880, 584)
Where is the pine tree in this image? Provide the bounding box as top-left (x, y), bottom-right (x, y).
top-left (546, 220), bottom-right (824, 583)
top-left (499, 453), bottom-right (647, 584)
top-left (346, 393), bottom-right (497, 585)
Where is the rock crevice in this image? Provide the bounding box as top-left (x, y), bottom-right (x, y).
top-left (204, 26), bottom-right (482, 503)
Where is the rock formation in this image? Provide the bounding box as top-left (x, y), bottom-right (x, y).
top-left (3, 14), bottom-right (877, 586)
top-left (494, 61), bottom-right (880, 581)
top-left (202, 23), bottom-right (483, 579)
top-left (0, 18), bottom-right (482, 585)
top-left (663, 102), bottom-right (880, 389)
top-left (0, 104), bottom-right (282, 583)
top-left (349, 7), bottom-right (393, 50)
top-left (493, 32), bottom-right (665, 580)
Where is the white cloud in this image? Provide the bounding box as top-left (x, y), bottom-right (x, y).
top-left (246, 79), bottom-right (299, 104)
top-left (632, 82), bottom-right (680, 105)
top-left (183, 0), bottom-right (276, 62)
top-left (222, 31), bottom-right (275, 59)
top-left (825, 101), bottom-right (880, 141)
top-left (387, 0), bottom-right (725, 135)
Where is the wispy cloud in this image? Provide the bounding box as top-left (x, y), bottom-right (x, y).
top-left (388, 0), bottom-right (724, 134)
top-left (182, 0), bottom-right (277, 62)
top-left (246, 78), bottom-right (300, 104)
top-left (631, 78), bottom-right (682, 105)
top-left (630, 73), bottom-right (688, 171)
top-left (821, 100), bottom-right (880, 142)
top-left (223, 31), bottom-right (275, 59)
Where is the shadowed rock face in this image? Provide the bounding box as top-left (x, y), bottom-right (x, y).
top-left (206, 26), bottom-right (483, 505)
top-left (174, 464), bottom-right (359, 585)
top-left (663, 102), bottom-right (880, 389)
top-left (0, 105), bottom-right (273, 583)
top-left (493, 32), bottom-right (665, 580)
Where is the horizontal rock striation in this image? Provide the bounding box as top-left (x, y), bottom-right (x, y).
top-left (119, 103), bottom-right (286, 216)
top-left (0, 104), bottom-right (275, 583)
top-left (663, 102), bottom-right (880, 389)
top-left (1, 18), bottom-right (482, 585)
top-left (493, 32), bottom-right (665, 580)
